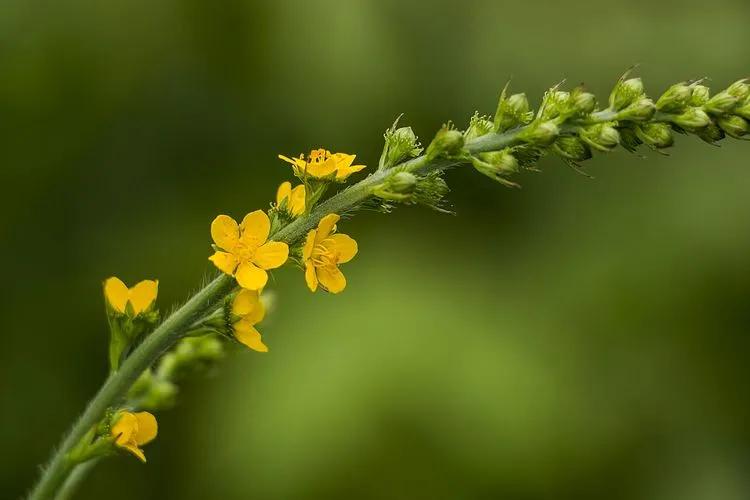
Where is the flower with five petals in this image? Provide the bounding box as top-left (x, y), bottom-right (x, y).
top-left (278, 148), bottom-right (365, 181)
top-left (230, 289), bottom-right (268, 352)
top-left (209, 211), bottom-right (289, 290)
top-left (303, 214), bottom-right (358, 293)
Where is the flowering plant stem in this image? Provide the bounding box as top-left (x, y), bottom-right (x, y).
top-left (28, 72), bottom-right (750, 498)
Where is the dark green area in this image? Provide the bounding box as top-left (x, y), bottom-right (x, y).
top-left (2, 0), bottom-right (749, 498)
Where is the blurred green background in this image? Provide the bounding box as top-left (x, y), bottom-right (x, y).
top-left (2, 0), bottom-right (750, 498)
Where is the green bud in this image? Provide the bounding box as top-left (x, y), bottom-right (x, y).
top-left (426, 127), bottom-right (465, 160)
top-left (697, 122), bottom-right (726, 145)
top-left (519, 121), bottom-right (559, 146)
top-left (727, 79), bottom-right (750, 100)
top-left (553, 136), bottom-right (592, 161)
top-left (494, 91), bottom-right (532, 132)
top-left (672, 108), bottom-right (711, 132)
top-left (689, 85), bottom-right (710, 106)
top-left (618, 97), bottom-right (656, 121)
top-left (381, 124), bottom-right (422, 169)
top-left (635, 123), bottom-right (674, 149)
top-left (717, 115), bottom-right (749, 139)
top-left (571, 88), bottom-right (597, 115)
top-left (705, 91), bottom-right (739, 116)
top-left (656, 83), bottom-right (692, 113)
top-left (389, 172), bottom-right (418, 194)
top-left (580, 123), bottom-right (620, 152)
top-left (471, 150), bottom-right (520, 187)
top-left (610, 77), bottom-right (645, 110)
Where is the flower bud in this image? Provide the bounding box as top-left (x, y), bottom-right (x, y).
top-left (689, 85), bottom-right (710, 106)
top-left (382, 126), bottom-right (422, 167)
top-left (717, 115), bottom-right (750, 139)
top-left (471, 150), bottom-right (520, 187)
top-left (464, 114), bottom-right (494, 141)
top-left (635, 123), bottom-right (674, 149)
top-left (519, 121), bottom-right (559, 146)
top-left (735, 100), bottom-right (750, 120)
top-left (705, 91), bottom-right (739, 116)
top-left (571, 89), bottom-right (597, 115)
top-left (553, 136), bottom-right (592, 161)
top-left (656, 83), bottom-right (692, 113)
top-left (672, 108), bottom-right (711, 132)
top-left (618, 97), bottom-right (656, 121)
top-left (389, 172), bottom-right (418, 194)
top-left (580, 123), bottom-right (620, 152)
top-left (494, 92), bottom-right (531, 132)
top-left (426, 127), bottom-right (465, 160)
top-left (610, 77), bottom-right (645, 111)
top-left (727, 79), bottom-right (750, 100)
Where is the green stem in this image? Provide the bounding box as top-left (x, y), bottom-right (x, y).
top-left (53, 460), bottom-right (99, 500)
top-left (26, 107), bottom-right (633, 499)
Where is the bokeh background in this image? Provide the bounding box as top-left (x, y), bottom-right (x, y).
top-left (2, 0), bottom-right (750, 498)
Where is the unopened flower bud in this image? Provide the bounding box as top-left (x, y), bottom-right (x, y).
top-left (727, 80), bottom-right (750, 100)
top-left (580, 123), bottom-right (620, 152)
top-left (717, 115), bottom-right (750, 139)
top-left (383, 126), bottom-right (421, 167)
top-left (426, 127), bottom-right (464, 160)
top-left (705, 91), bottom-right (739, 116)
top-left (471, 150), bottom-right (519, 186)
top-left (494, 92), bottom-right (531, 132)
top-left (689, 85), bottom-right (710, 106)
top-left (656, 83), bottom-right (692, 113)
top-left (553, 136), bottom-right (592, 161)
top-left (520, 121), bottom-right (559, 146)
top-left (672, 108), bottom-right (711, 132)
top-left (618, 97), bottom-right (656, 121)
top-left (610, 77), bottom-right (644, 111)
top-left (635, 123), bottom-right (674, 149)
top-left (389, 172), bottom-right (418, 194)
top-left (572, 90), bottom-right (597, 115)
top-left (735, 100), bottom-right (750, 120)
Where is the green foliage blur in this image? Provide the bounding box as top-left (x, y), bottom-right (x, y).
top-left (2, 0), bottom-right (750, 498)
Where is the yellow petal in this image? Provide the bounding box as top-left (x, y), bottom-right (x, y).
top-left (289, 184), bottom-right (306, 216)
top-left (235, 261), bottom-right (268, 290)
top-left (210, 215), bottom-right (240, 251)
top-left (278, 154), bottom-right (304, 168)
top-left (302, 230), bottom-right (317, 261)
top-left (209, 251), bottom-right (239, 275)
top-left (133, 412), bottom-right (158, 445)
top-left (111, 412), bottom-right (137, 445)
top-left (104, 277), bottom-right (129, 313)
top-left (317, 266), bottom-right (347, 294)
top-left (305, 262), bottom-right (318, 292)
top-left (121, 443), bottom-right (147, 463)
top-left (128, 280), bottom-right (158, 315)
top-left (307, 157), bottom-right (337, 177)
top-left (329, 234), bottom-right (358, 263)
top-left (253, 241), bottom-right (289, 270)
top-left (276, 181), bottom-right (292, 206)
top-left (335, 164), bottom-right (366, 180)
top-left (232, 289), bottom-right (260, 316)
top-left (234, 321), bottom-right (268, 352)
top-left (316, 213), bottom-right (340, 242)
top-left (245, 298), bottom-right (265, 325)
top-left (333, 153), bottom-right (356, 170)
top-left (239, 210), bottom-right (270, 247)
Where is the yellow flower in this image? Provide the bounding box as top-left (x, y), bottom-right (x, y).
top-left (209, 211), bottom-right (289, 290)
top-left (231, 289), bottom-right (268, 352)
top-left (278, 148), bottom-right (365, 180)
top-left (111, 411), bottom-right (158, 463)
top-left (104, 277), bottom-right (158, 315)
top-left (302, 214), bottom-right (358, 293)
top-left (276, 181), bottom-right (306, 216)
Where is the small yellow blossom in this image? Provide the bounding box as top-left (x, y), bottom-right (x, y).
top-left (111, 411), bottom-right (158, 463)
top-left (276, 181), bottom-right (306, 216)
top-left (104, 277), bottom-right (158, 315)
top-left (278, 148), bottom-right (366, 181)
top-left (209, 211), bottom-right (289, 290)
top-left (302, 214), bottom-right (358, 293)
top-left (231, 289), bottom-right (268, 352)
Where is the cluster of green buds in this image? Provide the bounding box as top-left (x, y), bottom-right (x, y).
top-left (368, 71), bottom-right (749, 198)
